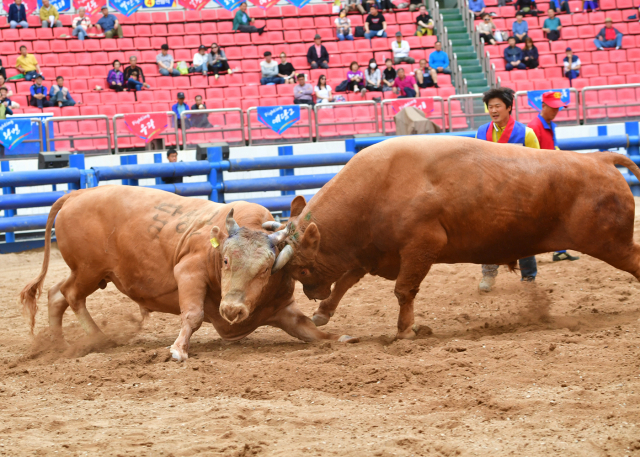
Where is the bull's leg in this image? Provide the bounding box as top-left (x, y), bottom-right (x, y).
top-left (267, 302), bottom-right (359, 343)
top-left (592, 242), bottom-right (640, 282)
top-left (312, 268), bottom-right (367, 327)
top-left (394, 260), bottom-right (434, 339)
top-left (138, 306), bottom-right (151, 329)
top-left (59, 273), bottom-right (104, 337)
top-left (47, 279), bottom-right (70, 342)
top-left (170, 263), bottom-right (207, 362)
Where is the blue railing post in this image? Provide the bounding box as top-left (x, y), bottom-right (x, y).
top-left (68, 153), bottom-right (85, 190)
top-left (345, 138), bottom-right (356, 153)
top-left (625, 122), bottom-right (640, 196)
top-left (120, 155), bottom-right (139, 186)
top-left (1, 161), bottom-right (15, 243)
top-left (154, 153), bottom-right (163, 185)
top-left (207, 146), bottom-right (224, 203)
top-left (278, 145), bottom-right (294, 217)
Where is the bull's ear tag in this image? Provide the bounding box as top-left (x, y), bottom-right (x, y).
top-left (210, 237), bottom-right (219, 248)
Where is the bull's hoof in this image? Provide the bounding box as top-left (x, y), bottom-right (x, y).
top-left (338, 335), bottom-right (359, 343)
top-left (312, 314), bottom-right (330, 327)
top-left (169, 346), bottom-right (188, 362)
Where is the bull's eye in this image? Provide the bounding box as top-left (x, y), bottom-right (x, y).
top-left (223, 257), bottom-right (229, 266)
top-left (300, 268), bottom-right (310, 277)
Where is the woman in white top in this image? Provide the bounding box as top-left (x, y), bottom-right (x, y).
top-left (315, 75), bottom-right (335, 104)
top-left (335, 9), bottom-right (353, 41)
top-left (365, 58), bottom-right (382, 92)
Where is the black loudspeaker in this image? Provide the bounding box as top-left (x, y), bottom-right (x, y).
top-left (196, 142), bottom-right (230, 161)
top-left (38, 152), bottom-right (70, 169)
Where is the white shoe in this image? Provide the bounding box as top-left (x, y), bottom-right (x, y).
top-left (354, 87), bottom-right (359, 93)
top-left (478, 276), bottom-right (496, 292)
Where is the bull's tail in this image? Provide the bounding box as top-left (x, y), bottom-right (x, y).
top-left (602, 152), bottom-right (640, 184)
top-left (19, 192), bottom-right (75, 335)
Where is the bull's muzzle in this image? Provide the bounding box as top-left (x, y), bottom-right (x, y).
top-left (303, 284), bottom-right (332, 301)
top-left (219, 302), bottom-right (250, 325)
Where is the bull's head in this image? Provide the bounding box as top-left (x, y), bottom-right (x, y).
top-left (216, 208), bottom-right (294, 325)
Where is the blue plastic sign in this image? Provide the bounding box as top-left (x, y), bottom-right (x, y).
top-left (38, 0), bottom-right (71, 11)
top-left (109, 0), bottom-right (142, 16)
top-left (527, 89), bottom-right (570, 112)
top-left (285, 0), bottom-right (311, 7)
top-left (257, 105), bottom-right (300, 135)
top-left (212, 0), bottom-right (244, 11)
top-left (0, 119), bottom-right (32, 151)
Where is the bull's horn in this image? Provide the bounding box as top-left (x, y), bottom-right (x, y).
top-left (272, 245), bottom-right (294, 273)
top-left (268, 227), bottom-right (289, 246)
top-left (262, 221), bottom-right (281, 231)
top-left (225, 208), bottom-right (240, 235)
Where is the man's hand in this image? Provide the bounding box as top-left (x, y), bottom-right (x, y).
top-left (437, 67), bottom-right (443, 71)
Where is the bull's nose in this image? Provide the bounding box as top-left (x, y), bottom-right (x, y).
top-left (303, 286), bottom-right (331, 301)
top-left (220, 303), bottom-right (249, 325)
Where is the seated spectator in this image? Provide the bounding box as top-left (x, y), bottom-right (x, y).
top-left (315, 75), bottom-right (335, 104)
top-left (233, 2), bottom-right (265, 35)
top-left (124, 56), bottom-right (145, 84)
top-left (504, 37), bottom-right (526, 70)
top-left (363, 0), bottom-right (380, 14)
top-left (408, 0), bottom-right (423, 11)
top-left (542, 9), bottom-right (562, 42)
top-left (392, 32), bottom-right (415, 65)
top-left (172, 92), bottom-right (188, 128)
top-left (379, 0), bottom-right (395, 13)
top-left (30, 75), bottom-right (50, 108)
top-left (190, 45), bottom-right (210, 76)
top-left (335, 9), bottom-right (353, 41)
top-left (522, 37), bottom-right (538, 68)
top-left (307, 35), bottom-right (329, 70)
top-left (49, 76), bottom-right (76, 107)
top-left (126, 70), bottom-right (150, 91)
top-left (190, 95), bottom-right (213, 128)
top-left (162, 149), bottom-right (183, 184)
top-left (260, 51), bottom-right (284, 85)
top-left (512, 13), bottom-right (528, 43)
top-left (468, 0), bottom-right (485, 18)
top-left (582, 0), bottom-right (597, 12)
top-left (0, 86), bottom-right (19, 110)
top-left (365, 6), bottom-right (387, 40)
top-left (16, 46), bottom-right (42, 81)
top-left (429, 41), bottom-right (451, 75)
top-left (563, 47), bottom-right (580, 85)
top-left (8, 0), bottom-right (28, 29)
top-left (548, 0), bottom-right (569, 13)
top-left (157, 44), bottom-right (180, 77)
top-left (107, 60), bottom-right (124, 91)
top-left (40, 0), bottom-right (61, 28)
top-left (594, 18), bottom-right (622, 50)
top-left (415, 58), bottom-right (438, 89)
top-left (209, 43), bottom-right (231, 79)
top-left (382, 58), bottom-right (396, 92)
top-left (278, 53), bottom-right (296, 84)
top-left (0, 101), bottom-right (13, 122)
top-left (0, 76), bottom-right (18, 106)
top-left (477, 15), bottom-right (497, 45)
top-left (415, 5), bottom-right (434, 36)
top-left (0, 61), bottom-right (6, 81)
top-left (72, 7), bottom-right (91, 41)
top-left (345, 0), bottom-right (365, 14)
top-left (515, 0), bottom-right (539, 16)
top-left (96, 6), bottom-right (123, 38)
top-left (393, 68), bottom-right (418, 98)
top-left (293, 74), bottom-right (314, 106)
top-left (346, 61), bottom-right (365, 93)
top-left (365, 58), bottom-right (382, 92)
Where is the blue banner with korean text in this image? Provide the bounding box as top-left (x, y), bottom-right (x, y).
top-left (212, 0), bottom-right (244, 11)
top-left (257, 105), bottom-right (300, 135)
top-left (142, 0), bottom-right (175, 8)
top-left (37, 0), bottom-right (71, 11)
top-left (285, 0), bottom-right (311, 7)
top-left (0, 119), bottom-right (32, 152)
top-left (527, 89), bottom-right (571, 112)
top-left (109, 0), bottom-right (142, 16)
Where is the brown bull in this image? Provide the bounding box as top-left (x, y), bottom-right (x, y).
top-left (19, 186), bottom-right (357, 361)
top-left (263, 136), bottom-right (640, 339)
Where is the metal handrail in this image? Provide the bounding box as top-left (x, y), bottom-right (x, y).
top-left (179, 108), bottom-right (245, 146)
top-left (314, 100), bottom-right (379, 140)
top-left (515, 89), bottom-right (580, 125)
top-left (581, 83), bottom-right (640, 124)
top-left (112, 112), bottom-right (180, 154)
top-left (448, 93), bottom-right (486, 132)
top-left (380, 97), bottom-right (446, 135)
top-left (44, 115), bottom-right (111, 153)
top-left (246, 105), bottom-right (313, 146)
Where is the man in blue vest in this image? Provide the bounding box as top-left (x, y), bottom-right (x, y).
top-left (476, 87), bottom-right (540, 292)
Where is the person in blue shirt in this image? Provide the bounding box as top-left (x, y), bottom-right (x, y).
top-left (172, 92), bottom-right (189, 129)
top-left (468, 0), bottom-right (485, 17)
top-left (428, 41), bottom-right (451, 75)
top-left (512, 12), bottom-right (528, 43)
top-left (8, 0), bottom-right (28, 29)
top-left (504, 37), bottom-right (526, 70)
top-left (96, 6), bottom-right (123, 39)
top-left (29, 75), bottom-right (50, 108)
top-left (49, 76), bottom-right (76, 108)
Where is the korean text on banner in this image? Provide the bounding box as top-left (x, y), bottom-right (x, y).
top-left (212, 0), bottom-right (244, 11)
top-left (285, 0), bottom-right (312, 8)
top-left (73, 0), bottom-right (106, 16)
top-left (124, 113), bottom-right (168, 143)
top-left (257, 105), bottom-right (301, 135)
top-left (3, 0), bottom-right (38, 14)
top-left (109, 0), bottom-right (142, 16)
top-left (527, 89), bottom-right (570, 112)
top-left (37, 0), bottom-right (71, 12)
top-left (0, 119), bottom-right (32, 151)
top-left (177, 0), bottom-right (210, 10)
top-left (142, 0), bottom-right (175, 7)
top-left (389, 97), bottom-right (434, 116)
top-left (247, 0), bottom-right (279, 9)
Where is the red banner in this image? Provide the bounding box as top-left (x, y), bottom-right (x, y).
top-left (247, 0), bottom-right (279, 9)
top-left (177, 0), bottom-right (210, 10)
top-left (2, 0), bottom-right (38, 15)
top-left (124, 113), bottom-right (168, 143)
top-left (389, 97), bottom-right (435, 116)
top-left (73, 0), bottom-right (106, 16)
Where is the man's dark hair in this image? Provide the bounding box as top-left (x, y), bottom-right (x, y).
top-left (507, 36), bottom-right (516, 42)
top-left (483, 87), bottom-right (516, 113)
top-left (20, 45), bottom-right (27, 51)
top-left (167, 148), bottom-right (177, 158)
top-left (264, 51), bottom-right (272, 57)
top-left (112, 59), bottom-right (120, 66)
top-left (161, 44), bottom-right (169, 50)
top-left (195, 95), bottom-right (202, 100)
top-left (297, 73), bottom-right (305, 79)
top-left (56, 76), bottom-right (63, 81)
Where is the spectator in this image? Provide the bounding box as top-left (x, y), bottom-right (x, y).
top-left (126, 70), bottom-right (150, 91)
top-left (549, 0), bottom-right (569, 13)
top-left (393, 68), bottom-right (419, 98)
top-left (415, 58), bottom-right (438, 89)
top-left (468, 0), bottom-right (485, 18)
top-left (0, 75), bottom-right (17, 103)
top-left (365, 6), bottom-right (387, 40)
top-left (0, 60), bottom-right (6, 81)
top-left (278, 52), bottom-right (296, 84)
top-left (0, 86), bottom-right (19, 110)
top-left (379, 0), bottom-right (395, 13)
top-left (582, 0), bottom-right (598, 12)
top-left (16, 46), bottom-right (42, 81)
top-left (563, 47), bottom-right (580, 85)
top-left (429, 41), bottom-right (451, 75)
top-left (365, 58), bottom-right (382, 92)
top-left (542, 9), bottom-right (562, 42)
top-left (382, 58), bottom-right (396, 92)
top-left (162, 149), bottom-right (183, 184)
top-left (96, 6), bottom-right (122, 38)
top-left (260, 51), bottom-right (284, 85)
top-left (314, 75), bottom-right (335, 104)
top-left (124, 56), bottom-right (145, 84)
top-left (293, 74), bottom-right (314, 106)
top-left (515, 0), bottom-right (539, 16)
top-left (29, 75), bottom-right (50, 108)
top-left (512, 12), bottom-right (528, 43)
top-left (157, 44), bottom-right (180, 77)
top-left (594, 18), bottom-right (622, 50)
top-left (8, 0), bottom-right (28, 29)
top-left (72, 7), bottom-right (91, 41)
top-left (233, 2), bottom-right (265, 35)
top-left (415, 5), bottom-right (434, 36)
top-left (49, 76), bottom-right (76, 107)
top-left (190, 95), bottom-right (213, 129)
top-left (0, 98), bottom-right (13, 122)
top-left (190, 45), bottom-right (210, 76)
top-left (477, 15), bottom-right (496, 45)
top-left (363, 0), bottom-right (380, 13)
top-left (39, 0), bottom-right (61, 28)
top-left (346, 61), bottom-right (365, 93)
top-left (522, 37), bottom-right (538, 68)
top-left (408, 0), bottom-right (423, 12)
top-left (209, 43), bottom-right (231, 79)
top-left (172, 92), bottom-right (188, 128)
top-left (107, 60), bottom-right (125, 91)
top-left (335, 9), bottom-right (353, 41)
top-left (504, 36), bottom-right (525, 70)
top-left (392, 32), bottom-right (415, 65)
top-left (345, 0), bottom-right (366, 15)
top-left (307, 35), bottom-right (329, 70)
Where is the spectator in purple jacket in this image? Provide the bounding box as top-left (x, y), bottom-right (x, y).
top-left (346, 61), bottom-right (365, 94)
top-left (107, 60), bottom-right (125, 92)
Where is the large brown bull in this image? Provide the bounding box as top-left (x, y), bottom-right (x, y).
top-left (19, 186), bottom-right (357, 361)
top-left (262, 136), bottom-right (640, 339)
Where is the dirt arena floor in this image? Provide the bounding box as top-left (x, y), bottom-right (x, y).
top-left (1, 224), bottom-right (640, 456)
